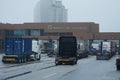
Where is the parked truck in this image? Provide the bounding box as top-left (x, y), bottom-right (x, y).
top-left (30, 39), bottom-right (41, 61)
top-left (90, 43), bottom-right (100, 55)
top-left (2, 38), bottom-right (41, 63)
top-left (41, 40), bottom-right (54, 53)
top-left (77, 40), bottom-right (88, 59)
top-left (55, 36), bottom-right (78, 65)
top-left (96, 41), bottom-right (116, 60)
top-left (116, 45), bottom-right (120, 70)
top-left (116, 54), bottom-right (120, 70)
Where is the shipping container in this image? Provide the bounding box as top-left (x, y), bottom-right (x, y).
top-left (2, 38), bottom-right (41, 63)
top-left (5, 38), bottom-right (32, 55)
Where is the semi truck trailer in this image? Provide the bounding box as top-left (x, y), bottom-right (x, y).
top-left (55, 36), bottom-right (78, 65)
top-left (2, 38), bottom-right (41, 63)
top-left (96, 41), bottom-right (116, 60)
top-left (77, 40), bottom-right (88, 59)
top-left (90, 43), bottom-right (100, 55)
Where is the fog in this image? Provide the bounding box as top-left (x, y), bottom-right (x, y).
top-left (0, 0), bottom-right (120, 32)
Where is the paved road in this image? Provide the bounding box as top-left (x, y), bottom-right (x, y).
top-left (58, 56), bottom-right (120, 80)
top-left (0, 54), bottom-right (55, 80)
top-left (0, 55), bottom-right (119, 80)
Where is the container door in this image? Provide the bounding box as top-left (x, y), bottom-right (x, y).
top-left (5, 38), bottom-right (14, 55)
top-left (24, 38), bottom-right (32, 55)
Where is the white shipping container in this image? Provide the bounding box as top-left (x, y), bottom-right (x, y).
top-left (102, 42), bottom-right (111, 52)
top-left (92, 43), bottom-right (99, 50)
top-left (77, 40), bottom-right (88, 52)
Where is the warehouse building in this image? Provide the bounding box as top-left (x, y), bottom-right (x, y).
top-left (0, 22), bottom-right (120, 52)
top-left (0, 22), bottom-right (99, 39)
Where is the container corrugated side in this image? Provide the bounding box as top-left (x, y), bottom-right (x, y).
top-left (5, 38), bottom-right (14, 55)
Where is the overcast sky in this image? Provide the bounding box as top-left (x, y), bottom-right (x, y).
top-left (0, 0), bottom-right (120, 32)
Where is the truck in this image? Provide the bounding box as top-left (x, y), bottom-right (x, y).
top-left (2, 38), bottom-right (41, 63)
top-left (77, 40), bottom-right (88, 59)
top-left (42, 40), bottom-right (54, 54)
top-left (55, 36), bottom-right (78, 65)
top-left (30, 39), bottom-right (41, 61)
top-left (96, 41), bottom-right (116, 60)
top-left (90, 43), bottom-right (100, 55)
top-left (41, 40), bottom-right (54, 57)
top-left (116, 55), bottom-right (120, 70)
top-left (116, 47), bottom-right (120, 70)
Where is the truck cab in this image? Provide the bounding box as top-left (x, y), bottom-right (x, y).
top-left (30, 40), bottom-right (41, 61)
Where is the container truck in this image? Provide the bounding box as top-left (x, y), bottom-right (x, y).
top-left (2, 38), bottom-right (41, 63)
top-left (116, 49), bottom-right (120, 70)
top-left (96, 41), bottom-right (116, 60)
top-left (116, 56), bottom-right (120, 70)
top-left (41, 40), bottom-right (54, 54)
top-left (55, 36), bottom-right (78, 65)
top-left (116, 40), bottom-right (120, 70)
top-left (77, 40), bottom-right (88, 59)
top-left (90, 43), bottom-right (100, 55)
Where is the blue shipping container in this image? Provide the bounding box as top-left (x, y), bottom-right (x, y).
top-left (5, 38), bottom-right (14, 55)
top-left (14, 38), bottom-right (23, 55)
top-left (5, 38), bottom-right (32, 56)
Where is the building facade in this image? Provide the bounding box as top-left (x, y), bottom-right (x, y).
top-left (0, 22), bottom-right (99, 39)
top-left (0, 22), bottom-right (120, 52)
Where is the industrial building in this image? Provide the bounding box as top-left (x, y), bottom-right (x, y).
top-left (34, 0), bottom-right (67, 22)
top-left (0, 22), bottom-right (120, 53)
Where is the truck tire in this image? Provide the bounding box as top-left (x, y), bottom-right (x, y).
top-left (55, 60), bottom-right (61, 65)
top-left (74, 58), bottom-right (78, 65)
top-left (22, 57), bottom-right (27, 63)
top-left (55, 62), bottom-right (59, 65)
top-left (70, 61), bottom-right (75, 65)
top-left (75, 60), bottom-right (77, 64)
top-left (71, 61), bottom-right (75, 65)
top-left (117, 66), bottom-right (120, 70)
top-left (55, 61), bottom-right (59, 65)
top-left (21, 58), bottom-right (24, 63)
top-left (37, 55), bottom-right (41, 60)
top-left (18, 58), bottom-right (22, 63)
